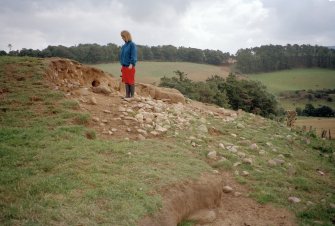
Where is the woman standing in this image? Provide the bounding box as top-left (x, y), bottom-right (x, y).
top-left (119, 30), bottom-right (137, 98)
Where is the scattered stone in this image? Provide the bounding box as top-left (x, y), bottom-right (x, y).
top-left (234, 192), bottom-right (242, 197)
top-left (223, 186), bottom-right (233, 193)
top-left (137, 129), bottom-right (147, 135)
top-left (226, 145), bottom-right (238, 153)
top-left (155, 125), bottom-right (168, 133)
top-left (273, 158), bottom-right (285, 165)
top-left (111, 128), bottom-right (118, 132)
top-left (237, 152), bottom-right (246, 158)
top-left (330, 203), bottom-right (335, 208)
top-left (126, 108), bottom-right (134, 113)
top-left (89, 96), bottom-right (97, 105)
top-left (219, 157), bottom-right (227, 162)
top-left (108, 131), bottom-right (113, 135)
top-left (266, 142), bottom-right (273, 147)
top-left (191, 142), bottom-right (196, 147)
top-left (92, 85), bottom-right (112, 95)
top-left (118, 106), bottom-right (126, 112)
top-left (250, 143), bottom-right (258, 150)
top-left (135, 113), bottom-right (144, 122)
top-left (268, 159), bottom-right (277, 167)
top-left (243, 158), bottom-right (253, 164)
top-left (150, 131), bottom-right (159, 136)
top-left (102, 119), bottom-right (108, 123)
top-left (207, 151), bottom-right (217, 160)
top-left (197, 124), bottom-right (208, 133)
top-left (138, 134), bottom-right (146, 140)
top-left (212, 170), bottom-right (219, 174)
top-left (231, 133), bottom-right (237, 137)
top-left (317, 170), bottom-right (325, 176)
top-left (233, 162), bottom-right (241, 167)
top-left (127, 128), bottom-right (132, 132)
top-left (92, 117), bottom-right (100, 122)
top-left (124, 116), bottom-right (136, 121)
top-left (288, 196), bottom-right (301, 203)
top-left (306, 201), bottom-right (314, 206)
top-left (219, 143), bottom-right (225, 149)
top-left (103, 110), bottom-right (111, 114)
top-left (242, 171), bottom-right (250, 176)
top-left (187, 209), bottom-right (216, 224)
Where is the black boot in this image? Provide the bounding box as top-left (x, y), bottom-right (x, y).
top-left (125, 84), bottom-right (130, 98)
top-left (130, 84), bottom-right (135, 97)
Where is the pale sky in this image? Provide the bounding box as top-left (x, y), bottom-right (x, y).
top-left (1, 0), bottom-right (335, 54)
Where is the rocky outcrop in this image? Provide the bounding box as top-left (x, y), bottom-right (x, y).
top-left (136, 83), bottom-right (185, 104)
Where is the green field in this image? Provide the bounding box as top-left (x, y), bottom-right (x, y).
top-left (246, 68), bottom-right (335, 110)
top-left (92, 61), bottom-right (230, 84)
top-left (247, 68), bottom-right (335, 95)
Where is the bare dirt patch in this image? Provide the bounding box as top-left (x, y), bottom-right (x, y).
top-left (138, 172), bottom-right (296, 226)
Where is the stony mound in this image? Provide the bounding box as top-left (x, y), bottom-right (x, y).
top-left (45, 58), bottom-right (185, 104)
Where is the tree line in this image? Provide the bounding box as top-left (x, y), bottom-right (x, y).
top-left (0, 44), bottom-right (230, 65)
top-left (2, 43), bottom-right (335, 73)
top-left (159, 71), bottom-right (281, 118)
top-left (236, 44), bottom-right (335, 73)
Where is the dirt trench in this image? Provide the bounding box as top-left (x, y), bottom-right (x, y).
top-left (138, 172), bottom-right (297, 226)
top-left (138, 174), bottom-right (223, 226)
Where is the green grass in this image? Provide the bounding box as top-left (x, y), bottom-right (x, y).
top-left (247, 68), bottom-right (335, 111)
top-left (92, 61), bottom-right (230, 84)
top-left (0, 56), bottom-right (211, 225)
top-left (247, 68), bottom-right (335, 95)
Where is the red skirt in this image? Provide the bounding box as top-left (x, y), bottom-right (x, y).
top-left (121, 66), bottom-right (135, 85)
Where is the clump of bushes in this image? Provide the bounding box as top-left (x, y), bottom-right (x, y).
top-left (296, 104), bottom-right (334, 117)
top-left (160, 71), bottom-right (280, 118)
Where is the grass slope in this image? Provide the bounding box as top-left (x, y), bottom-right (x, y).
top-left (92, 61), bottom-right (230, 84)
top-left (1, 57), bottom-right (334, 225)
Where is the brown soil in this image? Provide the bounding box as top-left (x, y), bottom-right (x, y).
top-left (138, 172), bottom-right (296, 226)
top-left (44, 58), bottom-right (298, 226)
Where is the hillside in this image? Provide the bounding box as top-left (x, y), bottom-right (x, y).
top-left (1, 56), bottom-right (334, 226)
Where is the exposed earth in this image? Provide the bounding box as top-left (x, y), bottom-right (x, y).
top-left (45, 58), bottom-right (297, 226)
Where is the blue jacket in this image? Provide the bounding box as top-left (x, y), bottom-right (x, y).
top-left (119, 41), bottom-right (137, 66)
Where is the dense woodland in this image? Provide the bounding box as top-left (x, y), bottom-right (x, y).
top-left (0, 44), bottom-right (230, 65)
top-left (236, 44), bottom-right (335, 73)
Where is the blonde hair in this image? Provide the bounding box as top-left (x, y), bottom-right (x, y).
top-left (121, 30), bottom-right (132, 42)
